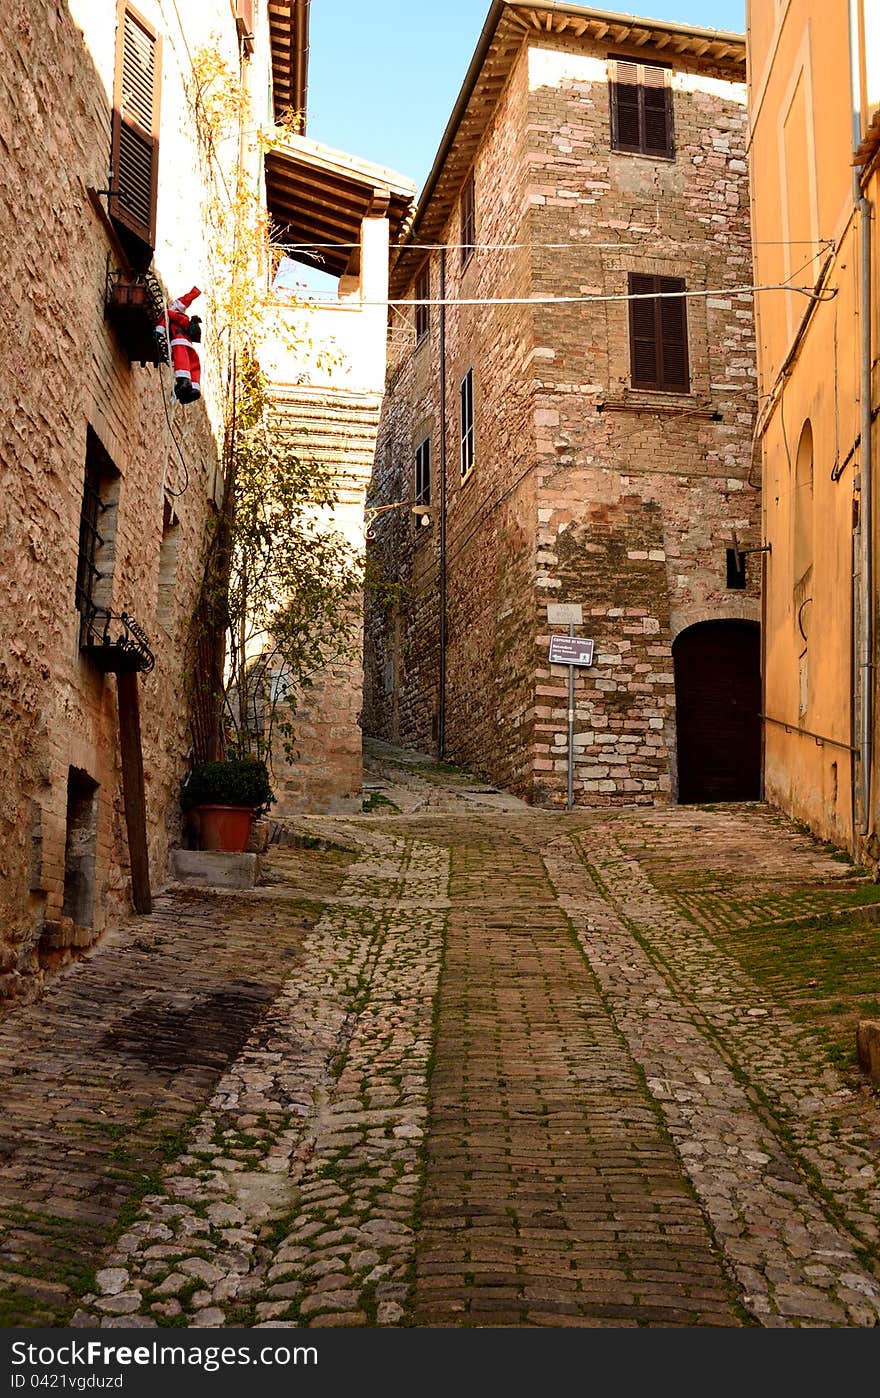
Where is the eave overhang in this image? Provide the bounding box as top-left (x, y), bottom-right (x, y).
top-left (391, 1), bottom-right (746, 297)
top-left (270, 0), bottom-right (310, 128)
top-left (266, 136), bottom-right (416, 277)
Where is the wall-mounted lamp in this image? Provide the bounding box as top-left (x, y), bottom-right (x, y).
top-left (365, 500), bottom-right (434, 540)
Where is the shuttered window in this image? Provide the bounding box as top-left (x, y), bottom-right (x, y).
top-left (628, 273), bottom-right (690, 392)
top-left (610, 57), bottom-right (674, 158)
top-left (461, 171), bottom-right (475, 268)
top-left (110, 3), bottom-right (162, 251)
top-left (415, 264), bottom-right (430, 343)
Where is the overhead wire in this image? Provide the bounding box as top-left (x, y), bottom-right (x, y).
top-left (274, 237), bottom-right (834, 253)
top-left (333, 282), bottom-right (838, 310)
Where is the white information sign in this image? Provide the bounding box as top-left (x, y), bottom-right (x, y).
top-left (549, 636), bottom-right (595, 668)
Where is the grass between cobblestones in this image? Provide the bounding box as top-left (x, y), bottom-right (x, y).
top-left (0, 1107), bottom-right (205, 1326)
top-left (705, 907), bottom-right (880, 1076)
top-left (622, 814), bottom-right (880, 1076)
top-left (579, 842), bottom-right (880, 1276)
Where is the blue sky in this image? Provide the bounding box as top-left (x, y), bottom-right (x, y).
top-left (306, 1), bottom-right (747, 191)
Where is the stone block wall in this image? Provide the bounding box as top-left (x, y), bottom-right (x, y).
top-left (0, 0), bottom-right (238, 999)
top-left (527, 38), bottom-right (760, 804)
top-left (365, 46), bottom-right (540, 797)
top-left (364, 29), bottom-right (760, 807)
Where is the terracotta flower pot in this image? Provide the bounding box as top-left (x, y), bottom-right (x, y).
top-left (196, 804), bottom-right (254, 853)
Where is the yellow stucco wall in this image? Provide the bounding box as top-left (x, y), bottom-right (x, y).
top-left (748, 0), bottom-right (879, 850)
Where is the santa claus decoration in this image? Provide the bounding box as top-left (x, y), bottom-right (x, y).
top-left (155, 287), bottom-right (203, 404)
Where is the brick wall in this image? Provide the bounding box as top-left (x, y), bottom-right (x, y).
top-left (0, 0), bottom-right (238, 998)
top-left (364, 29), bottom-right (760, 806)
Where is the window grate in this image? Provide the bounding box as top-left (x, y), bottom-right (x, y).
top-left (76, 431), bottom-right (120, 649)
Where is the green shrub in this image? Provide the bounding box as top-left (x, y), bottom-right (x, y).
top-left (181, 759), bottom-right (274, 814)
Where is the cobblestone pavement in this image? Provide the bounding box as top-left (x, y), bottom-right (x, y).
top-left (2, 749), bottom-right (880, 1328)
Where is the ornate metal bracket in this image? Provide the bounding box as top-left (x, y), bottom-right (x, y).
top-left (104, 266), bottom-right (165, 366)
top-left (365, 500), bottom-right (434, 541)
top-left (82, 610), bottom-right (156, 675)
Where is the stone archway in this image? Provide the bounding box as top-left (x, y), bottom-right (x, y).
top-left (673, 620), bottom-right (761, 804)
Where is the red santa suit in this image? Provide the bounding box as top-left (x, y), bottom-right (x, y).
top-left (156, 287), bottom-right (202, 404)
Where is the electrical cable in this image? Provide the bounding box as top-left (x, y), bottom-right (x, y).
top-left (315, 282), bottom-right (838, 310)
top-left (156, 366), bottom-right (191, 499)
top-left (274, 237), bottom-right (835, 253)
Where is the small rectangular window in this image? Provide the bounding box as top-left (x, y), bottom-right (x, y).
top-left (460, 171), bottom-right (475, 268)
top-left (628, 272), bottom-right (690, 393)
top-left (415, 263), bottom-right (430, 344)
top-left (726, 548), bottom-right (747, 590)
top-left (414, 437), bottom-right (431, 528)
top-left (610, 56), bottom-right (674, 159)
top-left (460, 369), bottom-right (475, 478)
top-left (76, 429), bottom-right (121, 648)
top-left (415, 437), bottom-right (431, 506)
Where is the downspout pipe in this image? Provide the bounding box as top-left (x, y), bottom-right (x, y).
top-left (438, 249), bottom-right (448, 760)
top-left (852, 0), bottom-right (874, 836)
top-left (859, 189), bottom-right (873, 836)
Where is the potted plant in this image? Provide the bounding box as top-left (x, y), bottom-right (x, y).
top-left (181, 757), bottom-right (274, 853)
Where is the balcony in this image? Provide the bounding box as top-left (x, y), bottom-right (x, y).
top-left (104, 269), bottom-right (164, 367)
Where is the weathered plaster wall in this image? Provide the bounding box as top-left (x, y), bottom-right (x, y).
top-left (0, 0), bottom-right (236, 998)
top-left (748, 0), bottom-right (869, 852)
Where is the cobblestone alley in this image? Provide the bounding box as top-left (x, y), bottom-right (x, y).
top-left (1, 743), bottom-right (879, 1329)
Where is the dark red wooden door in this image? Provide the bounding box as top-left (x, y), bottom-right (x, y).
top-left (673, 621), bottom-right (761, 804)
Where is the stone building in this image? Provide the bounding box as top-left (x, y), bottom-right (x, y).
top-left (261, 139), bottom-right (415, 812)
top-left (748, 0), bottom-right (880, 856)
top-left (0, 0), bottom-right (307, 999)
top-left (364, 1), bottom-right (761, 808)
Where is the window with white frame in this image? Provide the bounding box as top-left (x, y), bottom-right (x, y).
top-left (414, 436), bottom-right (431, 528)
top-left (460, 369), bottom-right (475, 478)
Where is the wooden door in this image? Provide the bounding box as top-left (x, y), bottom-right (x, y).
top-left (673, 621), bottom-right (761, 804)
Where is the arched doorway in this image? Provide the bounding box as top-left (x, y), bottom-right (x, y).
top-left (673, 620), bottom-right (761, 804)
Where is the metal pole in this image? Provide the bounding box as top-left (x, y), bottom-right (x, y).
top-left (851, 0), bottom-right (874, 838)
top-left (567, 623), bottom-right (575, 811)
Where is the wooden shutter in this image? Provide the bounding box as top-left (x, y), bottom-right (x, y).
top-left (642, 63), bottom-right (674, 157)
top-left (658, 275), bottom-right (689, 390)
top-left (610, 56), bottom-right (673, 157)
top-left (110, 3), bottom-right (162, 249)
top-left (235, 1), bottom-right (255, 37)
top-left (611, 60), bottom-right (642, 152)
top-left (628, 273), bottom-right (689, 392)
top-left (629, 273), bottom-right (661, 388)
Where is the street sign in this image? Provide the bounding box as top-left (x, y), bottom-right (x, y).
top-left (549, 635), bottom-right (595, 668)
